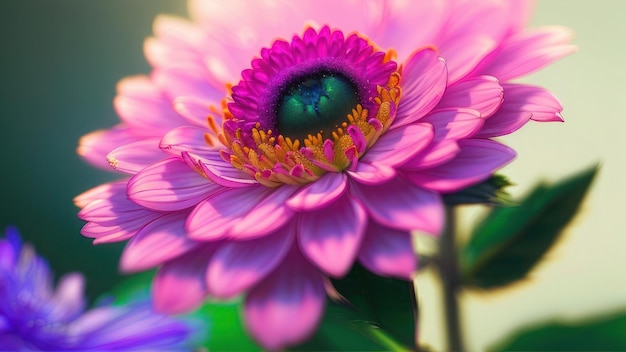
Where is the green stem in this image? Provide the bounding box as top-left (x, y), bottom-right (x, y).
top-left (410, 280), bottom-right (420, 351)
top-left (439, 205), bottom-right (465, 352)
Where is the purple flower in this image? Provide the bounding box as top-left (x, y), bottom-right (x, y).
top-left (0, 227), bottom-right (197, 351)
top-left (76, 0), bottom-right (574, 349)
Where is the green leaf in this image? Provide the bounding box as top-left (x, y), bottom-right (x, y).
top-left (490, 311), bottom-right (626, 351)
top-left (105, 270), bottom-right (155, 305)
top-left (443, 174), bottom-right (514, 205)
top-left (190, 298), bottom-right (261, 351)
top-left (461, 164), bottom-right (598, 289)
top-left (292, 264), bottom-right (415, 351)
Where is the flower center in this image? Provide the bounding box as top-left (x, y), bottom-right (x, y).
top-left (216, 26), bottom-right (401, 187)
top-left (276, 72), bottom-right (360, 141)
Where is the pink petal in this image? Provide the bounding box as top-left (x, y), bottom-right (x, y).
top-left (199, 156), bottom-right (258, 188)
top-left (187, 185), bottom-right (272, 240)
top-left (106, 138), bottom-right (165, 174)
top-left (393, 48), bottom-right (447, 129)
top-left (286, 172), bottom-right (347, 211)
top-left (401, 139), bottom-right (461, 171)
top-left (120, 212), bottom-right (198, 272)
top-left (81, 220), bottom-right (151, 245)
top-left (188, 0), bottom-right (382, 84)
top-left (78, 182), bottom-right (162, 244)
top-left (78, 194), bottom-right (154, 225)
top-left (114, 76), bottom-right (187, 135)
top-left (346, 162), bottom-right (396, 185)
top-left (358, 221), bottom-right (417, 280)
top-left (229, 185), bottom-right (297, 239)
top-left (374, 0), bottom-right (447, 60)
top-left (244, 251), bottom-right (325, 350)
top-left (74, 181), bottom-right (127, 208)
top-left (435, 1), bottom-right (510, 83)
top-left (350, 177), bottom-right (444, 235)
top-left (146, 15), bottom-right (206, 68)
top-left (206, 221), bottom-right (294, 298)
top-left (298, 194), bottom-right (367, 277)
top-left (151, 62), bottom-right (224, 102)
top-left (172, 96), bottom-right (222, 127)
top-left (159, 125), bottom-right (215, 159)
top-left (503, 0), bottom-right (536, 32)
top-left (361, 123), bottom-right (434, 167)
top-left (435, 75), bottom-right (504, 118)
top-left (144, 36), bottom-right (199, 71)
top-left (438, 33), bottom-right (498, 84)
top-left (127, 157), bottom-right (220, 211)
top-left (420, 108), bottom-right (484, 142)
top-left (475, 26), bottom-right (576, 81)
top-left (405, 139), bottom-right (516, 192)
top-left (77, 125), bottom-right (140, 171)
top-left (152, 245), bottom-right (217, 314)
top-left (475, 84), bottom-right (563, 138)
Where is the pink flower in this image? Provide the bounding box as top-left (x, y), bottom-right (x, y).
top-left (76, 0), bottom-right (574, 349)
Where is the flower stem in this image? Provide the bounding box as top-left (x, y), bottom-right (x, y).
top-left (439, 205), bottom-right (465, 351)
top-left (410, 280), bottom-right (420, 350)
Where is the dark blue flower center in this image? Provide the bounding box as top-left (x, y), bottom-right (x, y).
top-left (275, 71), bottom-right (360, 140)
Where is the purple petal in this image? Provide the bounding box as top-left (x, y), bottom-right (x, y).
top-left (244, 251), bottom-right (325, 350)
top-left (476, 83), bottom-right (564, 138)
top-left (286, 172), bottom-right (347, 211)
top-left (120, 212), bottom-right (198, 272)
top-left (358, 221), bottom-right (417, 280)
top-left (393, 48), bottom-right (447, 129)
top-left (153, 245), bottom-right (217, 314)
top-left (207, 222), bottom-right (294, 298)
top-left (350, 177), bottom-right (444, 235)
top-left (405, 139), bottom-right (516, 192)
top-left (49, 273), bottom-right (86, 322)
top-left (298, 194), bottom-right (367, 277)
top-left (106, 138), bottom-right (165, 174)
top-left (127, 157), bottom-right (221, 211)
top-left (436, 75), bottom-right (504, 118)
top-left (68, 304), bottom-right (192, 350)
top-left (361, 123), bottom-right (434, 167)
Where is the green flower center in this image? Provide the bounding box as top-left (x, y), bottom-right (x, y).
top-left (276, 72), bottom-right (360, 140)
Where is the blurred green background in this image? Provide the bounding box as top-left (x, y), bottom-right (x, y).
top-left (1, 0), bottom-right (624, 351)
top-left (1, 0), bottom-right (185, 299)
